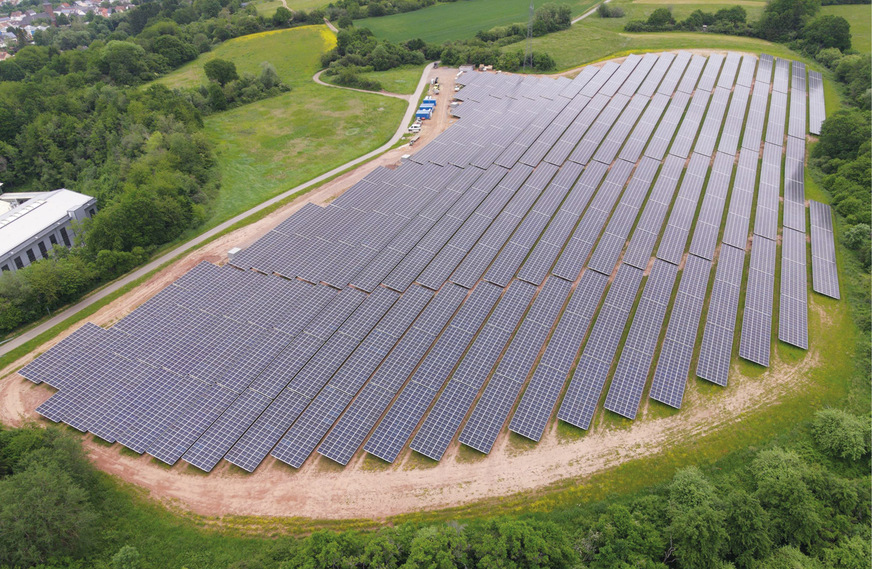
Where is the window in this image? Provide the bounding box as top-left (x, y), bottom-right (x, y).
top-left (49, 234), bottom-right (57, 245)
top-left (1, 265), bottom-right (8, 272)
top-left (88, 208), bottom-right (96, 217)
top-left (60, 227), bottom-right (71, 247)
top-left (26, 249), bottom-right (36, 263)
top-left (38, 242), bottom-right (48, 259)
top-left (14, 257), bottom-right (23, 269)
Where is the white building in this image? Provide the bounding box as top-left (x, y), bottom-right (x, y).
top-left (0, 188), bottom-right (97, 272)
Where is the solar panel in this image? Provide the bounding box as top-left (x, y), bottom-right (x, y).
top-left (809, 201), bottom-right (840, 299)
top-left (410, 281), bottom-right (536, 460)
top-left (655, 153), bottom-right (709, 265)
top-left (460, 276), bottom-right (572, 453)
top-left (808, 71), bottom-right (826, 135)
top-left (24, 52), bottom-right (836, 473)
top-left (604, 260), bottom-right (678, 419)
top-left (696, 244), bottom-right (746, 386)
top-left (778, 228), bottom-right (809, 349)
top-left (509, 270), bottom-right (609, 440)
top-left (739, 237), bottom-right (776, 366)
top-left (648, 255), bottom-right (713, 408)
top-left (363, 282), bottom-right (502, 463)
top-left (557, 265), bottom-right (644, 430)
top-left (688, 152), bottom-right (735, 260)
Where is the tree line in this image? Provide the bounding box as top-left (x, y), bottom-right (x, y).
top-left (0, 406), bottom-right (868, 568)
top-left (622, 0), bottom-right (866, 58)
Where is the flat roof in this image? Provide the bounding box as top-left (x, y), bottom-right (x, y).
top-left (0, 189), bottom-right (95, 258)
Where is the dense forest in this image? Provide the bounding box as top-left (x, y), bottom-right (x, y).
top-left (0, 405), bottom-right (868, 569)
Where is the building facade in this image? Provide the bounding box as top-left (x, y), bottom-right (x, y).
top-left (0, 189), bottom-right (97, 272)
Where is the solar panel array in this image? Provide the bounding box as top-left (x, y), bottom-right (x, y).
top-left (22, 51), bottom-right (840, 472)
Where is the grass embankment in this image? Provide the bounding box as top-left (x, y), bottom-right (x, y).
top-left (355, 0), bottom-right (599, 44)
top-left (253, 0), bottom-right (327, 17)
top-left (821, 3), bottom-right (871, 54)
top-left (517, 0), bottom-right (801, 72)
top-left (320, 64), bottom-right (425, 95)
top-left (156, 26), bottom-right (407, 228)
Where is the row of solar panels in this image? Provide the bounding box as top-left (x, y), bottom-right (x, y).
top-left (22, 51), bottom-right (837, 473)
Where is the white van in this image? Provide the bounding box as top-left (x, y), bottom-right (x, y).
top-left (408, 124), bottom-right (421, 133)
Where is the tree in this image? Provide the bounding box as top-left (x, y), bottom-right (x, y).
top-left (403, 524), bottom-right (470, 568)
top-left (813, 109), bottom-right (871, 161)
top-left (272, 6), bottom-right (292, 26)
top-left (751, 448), bottom-right (823, 548)
top-left (715, 5), bottom-right (746, 24)
top-left (756, 0), bottom-right (821, 41)
top-left (532, 3), bottom-right (572, 35)
top-left (204, 58), bottom-right (239, 86)
top-left (667, 467), bottom-right (728, 569)
top-left (723, 490), bottom-right (772, 568)
top-left (99, 40), bottom-right (150, 84)
top-left (842, 224), bottom-right (870, 250)
top-left (0, 460), bottom-right (97, 566)
top-left (822, 535), bottom-right (872, 569)
top-left (647, 7), bottom-right (675, 27)
top-left (112, 545), bottom-right (143, 569)
top-left (151, 34), bottom-right (198, 68)
top-left (580, 504), bottom-right (665, 568)
top-left (470, 518), bottom-right (577, 569)
top-left (258, 61), bottom-right (281, 90)
top-left (811, 408), bottom-right (871, 461)
top-left (195, 0), bottom-right (221, 18)
top-left (533, 52), bottom-right (556, 71)
top-left (803, 15), bottom-right (851, 52)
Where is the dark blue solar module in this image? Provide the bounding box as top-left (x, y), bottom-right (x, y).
top-left (557, 265), bottom-right (644, 430)
top-left (604, 260), bottom-right (678, 420)
top-left (648, 255), bottom-right (713, 409)
top-left (510, 270), bottom-right (609, 441)
top-left (24, 51), bottom-right (836, 473)
top-left (460, 276), bottom-right (572, 453)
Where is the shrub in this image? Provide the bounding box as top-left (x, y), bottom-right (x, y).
top-left (816, 46), bottom-right (844, 68)
top-left (597, 3), bottom-right (625, 18)
top-left (811, 408), bottom-right (871, 461)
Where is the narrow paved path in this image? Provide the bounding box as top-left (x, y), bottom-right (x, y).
top-left (313, 69), bottom-right (414, 101)
top-left (323, 18), bottom-right (338, 33)
top-left (0, 62), bottom-right (436, 358)
top-left (572, 0), bottom-right (609, 24)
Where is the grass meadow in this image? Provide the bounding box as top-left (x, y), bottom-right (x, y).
top-left (355, 0), bottom-right (600, 44)
top-left (253, 0), bottom-right (327, 16)
top-left (321, 64), bottom-right (426, 94)
top-left (155, 26), bottom-right (406, 227)
top-left (821, 3), bottom-right (871, 54)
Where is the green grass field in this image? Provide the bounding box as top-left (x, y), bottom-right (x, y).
top-left (155, 26), bottom-right (407, 227)
top-left (821, 4), bottom-right (871, 54)
top-left (590, 0), bottom-right (767, 33)
top-left (321, 64), bottom-right (425, 94)
top-left (355, 0), bottom-right (600, 44)
top-left (518, 8), bottom-right (820, 73)
top-left (252, 0), bottom-right (327, 16)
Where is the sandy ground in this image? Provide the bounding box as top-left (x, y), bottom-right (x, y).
top-left (0, 60), bottom-right (823, 522)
